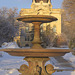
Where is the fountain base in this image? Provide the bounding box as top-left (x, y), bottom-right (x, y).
top-left (18, 57), bottom-right (56, 75)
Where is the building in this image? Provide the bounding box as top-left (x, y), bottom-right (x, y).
top-left (14, 0), bottom-right (62, 47)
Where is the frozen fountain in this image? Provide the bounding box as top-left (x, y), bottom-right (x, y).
top-left (0, 0), bottom-right (71, 75)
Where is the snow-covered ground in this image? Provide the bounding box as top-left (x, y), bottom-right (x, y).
top-left (0, 42), bottom-right (75, 75)
top-left (1, 42), bottom-right (19, 48)
top-left (0, 51), bottom-right (28, 75)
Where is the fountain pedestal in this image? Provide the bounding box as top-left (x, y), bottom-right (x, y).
top-left (31, 22), bottom-right (43, 49)
top-left (18, 57), bottom-right (56, 75)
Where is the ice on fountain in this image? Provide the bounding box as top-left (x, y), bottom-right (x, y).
top-left (1, 42), bottom-right (19, 48)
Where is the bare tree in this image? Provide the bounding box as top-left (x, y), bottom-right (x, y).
top-left (62, 0), bottom-right (75, 40)
top-left (41, 24), bottom-right (56, 47)
top-left (0, 7), bottom-right (19, 46)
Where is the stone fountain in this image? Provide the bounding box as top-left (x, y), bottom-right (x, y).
top-left (0, 0), bottom-right (71, 75)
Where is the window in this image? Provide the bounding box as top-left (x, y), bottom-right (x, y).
top-left (25, 36), bottom-right (30, 41)
top-left (25, 27), bottom-right (29, 33)
top-left (53, 26), bottom-right (56, 33)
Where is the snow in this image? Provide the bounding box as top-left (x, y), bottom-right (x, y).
top-left (46, 47), bottom-right (75, 75)
top-left (0, 51), bottom-right (28, 75)
top-left (63, 52), bottom-right (75, 62)
top-left (1, 42), bottom-right (19, 48)
top-left (0, 43), bottom-right (75, 75)
top-left (46, 46), bottom-right (69, 49)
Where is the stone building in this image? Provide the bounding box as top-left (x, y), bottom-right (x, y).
top-left (14, 0), bottom-right (62, 47)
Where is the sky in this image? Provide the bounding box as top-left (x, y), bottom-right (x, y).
top-left (0, 0), bottom-right (63, 11)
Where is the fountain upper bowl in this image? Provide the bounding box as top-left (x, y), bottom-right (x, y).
top-left (17, 15), bottom-right (58, 23)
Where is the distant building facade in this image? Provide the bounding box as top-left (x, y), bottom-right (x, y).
top-left (14, 0), bottom-right (62, 47)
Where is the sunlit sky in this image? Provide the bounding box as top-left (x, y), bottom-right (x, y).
top-left (0, 0), bottom-right (63, 11)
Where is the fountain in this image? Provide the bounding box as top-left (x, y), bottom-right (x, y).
top-left (0, 0), bottom-right (71, 75)
top-left (0, 15), bottom-right (70, 57)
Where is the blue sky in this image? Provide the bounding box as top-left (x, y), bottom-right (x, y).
top-left (0, 0), bottom-right (63, 11)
